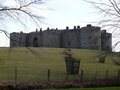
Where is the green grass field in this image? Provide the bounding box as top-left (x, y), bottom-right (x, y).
top-left (0, 47), bottom-right (119, 82)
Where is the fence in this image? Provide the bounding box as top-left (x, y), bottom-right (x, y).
top-left (0, 67), bottom-right (119, 83)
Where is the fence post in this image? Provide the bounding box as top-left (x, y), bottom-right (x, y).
top-left (66, 73), bottom-right (69, 81)
top-left (118, 70), bottom-right (120, 81)
top-left (47, 69), bottom-right (50, 82)
top-left (105, 70), bottom-right (108, 80)
top-left (94, 71), bottom-right (97, 81)
top-left (15, 67), bottom-right (17, 84)
top-left (80, 70), bottom-right (83, 81)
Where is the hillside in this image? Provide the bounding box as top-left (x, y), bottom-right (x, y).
top-left (0, 47), bottom-right (119, 82)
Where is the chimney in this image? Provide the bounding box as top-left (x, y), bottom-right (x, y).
top-left (56, 28), bottom-right (58, 30)
top-left (77, 26), bottom-right (80, 29)
top-left (47, 27), bottom-right (49, 30)
top-left (74, 26), bottom-right (76, 29)
top-left (66, 26), bottom-right (69, 30)
top-left (36, 29), bottom-right (38, 32)
top-left (40, 28), bottom-right (42, 32)
top-left (87, 24), bottom-right (92, 27)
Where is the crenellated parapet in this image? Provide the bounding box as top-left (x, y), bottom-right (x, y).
top-left (10, 24), bottom-right (112, 51)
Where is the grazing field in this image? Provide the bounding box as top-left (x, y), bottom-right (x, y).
top-left (0, 47), bottom-right (119, 82)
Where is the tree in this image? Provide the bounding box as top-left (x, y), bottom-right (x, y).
top-left (84, 0), bottom-right (120, 65)
top-left (0, 0), bottom-right (47, 55)
top-left (0, 0), bottom-right (46, 42)
top-left (84, 0), bottom-right (120, 50)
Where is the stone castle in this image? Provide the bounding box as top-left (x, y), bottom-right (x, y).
top-left (10, 24), bottom-right (112, 51)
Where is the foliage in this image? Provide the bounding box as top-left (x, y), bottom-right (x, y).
top-left (63, 48), bottom-right (73, 60)
top-left (97, 51), bottom-right (111, 63)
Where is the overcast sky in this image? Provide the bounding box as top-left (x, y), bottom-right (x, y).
top-left (46, 0), bottom-right (102, 30)
top-left (0, 0), bottom-right (113, 47)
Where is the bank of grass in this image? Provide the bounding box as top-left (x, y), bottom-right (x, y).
top-left (0, 47), bottom-right (119, 82)
top-left (35, 87), bottom-right (120, 90)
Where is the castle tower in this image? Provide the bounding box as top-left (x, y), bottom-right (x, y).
top-left (80, 24), bottom-right (101, 50)
top-left (101, 30), bottom-right (112, 51)
top-left (61, 26), bottom-right (81, 48)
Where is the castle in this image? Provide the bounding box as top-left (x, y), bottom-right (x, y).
top-left (10, 24), bottom-right (112, 51)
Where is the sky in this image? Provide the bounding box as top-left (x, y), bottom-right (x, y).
top-left (5, 0), bottom-right (99, 30)
top-left (44, 0), bottom-right (99, 29)
top-left (0, 0), bottom-right (118, 51)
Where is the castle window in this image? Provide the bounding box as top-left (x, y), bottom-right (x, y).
top-left (47, 44), bottom-right (49, 47)
top-left (77, 38), bottom-right (79, 41)
top-left (19, 37), bottom-right (22, 46)
top-left (33, 37), bottom-right (38, 47)
top-left (26, 36), bottom-right (29, 47)
top-left (12, 42), bottom-right (15, 46)
top-left (68, 42), bottom-right (70, 46)
top-left (94, 42), bottom-right (97, 44)
top-left (88, 36), bottom-right (91, 39)
top-left (107, 46), bottom-right (109, 50)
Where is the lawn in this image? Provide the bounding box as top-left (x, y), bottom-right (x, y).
top-left (0, 47), bottom-right (119, 82)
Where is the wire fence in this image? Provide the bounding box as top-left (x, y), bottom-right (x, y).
top-left (0, 68), bottom-right (119, 83)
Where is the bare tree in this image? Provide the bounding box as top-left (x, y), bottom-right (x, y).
top-left (0, 0), bottom-right (47, 55)
top-left (0, 0), bottom-right (46, 39)
top-left (84, 0), bottom-right (120, 65)
top-left (84, 0), bottom-right (120, 49)
top-left (84, 0), bottom-right (120, 28)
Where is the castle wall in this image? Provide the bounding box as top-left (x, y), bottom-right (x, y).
top-left (10, 24), bottom-right (112, 51)
top-left (80, 25), bottom-right (101, 50)
top-left (19, 32), bottom-right (27, 47)
top-left (10, 32), bottom-right (27, 47)
top-left (26, 32), bottom-right (36, 47)
top-left (42, 29), bottom-right (61, 47)
top-left (61, 27), bottom-right (81, 48)
top-left (10, 32), bottom-right (20, 47)
top-left (26, 30), bottom-right (43, 47)
top-left (101, 30), bottom-right (112, 51)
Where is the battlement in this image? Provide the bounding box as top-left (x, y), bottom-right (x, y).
top-left (33, 24), bottom-right (99, 32)
top-left (10, 24), bottom-right (112, 51)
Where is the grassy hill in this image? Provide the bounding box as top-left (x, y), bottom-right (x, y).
top-left (0, 47), bottom-right (119, 82)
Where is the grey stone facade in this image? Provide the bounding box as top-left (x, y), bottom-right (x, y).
top-left (10, 24), bottom-right (112, 51)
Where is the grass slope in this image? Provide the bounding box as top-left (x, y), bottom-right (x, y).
top-left (0, 47), bottom-right (119, 82)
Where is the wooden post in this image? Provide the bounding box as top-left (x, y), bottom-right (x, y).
top-left (47, 69), bottom-right (50, 82)
top-left (94, 71), bottom-right (97, 81)
top-left (118, 70), bottom-right (120, 81)
top-left (66, 73), bottom-right (69, 81)
top-left (15, 67), bottom-right (17, 84)
top-left (105, 70), bottom-right (108, 80)
top-left (80, 70), bottom-right (83, 81)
